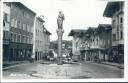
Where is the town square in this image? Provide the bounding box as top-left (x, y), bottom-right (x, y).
top-left (1, 0), bottom-right (126, 81)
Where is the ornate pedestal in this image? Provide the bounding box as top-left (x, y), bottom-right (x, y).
top-left (56, 29), bottom-right (64, 65)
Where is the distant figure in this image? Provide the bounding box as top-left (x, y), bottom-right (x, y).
top-left (57, 11), bottom-right (65, 29)
top-left (49, 51), bottom-right (54, 62)
top-left (69, 51), bottom-right (73, 59)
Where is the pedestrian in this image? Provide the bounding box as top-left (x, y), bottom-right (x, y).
top-left (69, 51), bottom-right (73, 59)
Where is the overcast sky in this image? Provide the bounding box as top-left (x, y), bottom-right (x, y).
top-left (6, 0), bottom-right (111, 41)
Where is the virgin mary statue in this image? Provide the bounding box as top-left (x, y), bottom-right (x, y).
top-left (57, 11), bottom-right (65, 29)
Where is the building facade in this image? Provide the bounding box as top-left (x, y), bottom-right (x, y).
top-left (97, 24), bottom-right (112, 62)
top-left (3, 2), bottom-right (10, 61)
top-left (85, 27), bottom-right (98, 62)
top-left (84, 25), bottom-right (112, 62)
top-left (69, 25), bottom-right (112, 62)
top-left (34, 16), bottom-right (51, 60)
top-left (68, 29), bottom-right (87, 61)
top-left (3, 2), bottom-right (36, 61)
top-left (43, 27), bottom-right (51, 59)
top-left (35, 16), bottom-right (45, 60)
top-left (44, 28), bottom-right (51, 51)
top-left (103, 1), bottom-right (124, 63)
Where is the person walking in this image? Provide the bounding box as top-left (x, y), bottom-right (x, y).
top-left (69, 51), bottom-right (73, 59)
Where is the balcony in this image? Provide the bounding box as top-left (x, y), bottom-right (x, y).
top-left (3, 22), bottom-right (10, 31)
top-left (112, 39), bottom-right (124, 46)
top-left (45, 42), bottom-right (50, 46)
top-left (3, 39), bottom-right (9, 45)
top-left (90, 45), bottom-right (99, 49)
top-left (79, 47), bottom-right (85, 50)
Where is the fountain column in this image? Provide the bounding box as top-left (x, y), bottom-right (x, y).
top-left (56, 29), bottom-right (64, 65)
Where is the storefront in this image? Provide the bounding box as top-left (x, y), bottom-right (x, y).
top-left (112, 44), bottom-right (124, 63)
top-left (9, 43), bottom-right (33, 61)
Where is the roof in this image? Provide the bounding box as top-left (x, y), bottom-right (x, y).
top-left (68, 25), bottom-right (111, 37)
top-left (44, 28), bottom-right (51, 35)
top-left (9, 2), bottom-right (36, 15)
top-left (98, 24), bottom-right (112, 30)
top-left (37, 17), bottom-right (45, 23)
top-left (68, 29), bottom-right (87, 36)
top-left (86, 27), bottom-right (97, 35)
top-left (103, 1), bottom-right (124, 17)
top-left (97, 24), bottom-right (112, 33)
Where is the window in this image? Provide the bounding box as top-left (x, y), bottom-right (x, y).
top-left (120, 17), bottom-right (123, 23)
top-left (25, 24), bottom-right (27, 31)
top-left (117, 25), bottom-right (119, 32)
top-left (14, 19), bottom-right (17, 28)
top-left (112, 19), bottom-right (115, 24)
top-left (4, 13), bottom-right (8, 22)
top-left (17, 34), bottom-right (21, 43)
top-left (112, 19), bottom-right (115, 28)
top-left (30, 38), bottom-right (32, 44)
top-left (21, 23), bottom-right (23, 29)
top-left (113, 34), bottom-right (116, 41)
top-left (120, 24), bottom-right (123, 29)
top-left (28, 38), bottom-right (30, 44)
top-left (76, 42), bottom-right (78, 49)
top-left (23, 11), bottom-right (25, 17)
top-left (97, 38), bottom-right (98, 45)
top-left (5, 3), bottom-right (10, 7)
top-left (11, 18), bottom-right (15, 27)
top-left (24, 36), bottom-right (26, 43)
top-left (19, 21), bottom-right (21, 29)
top-left (26, 13), bottom-right (29, 18)
top-left (3, 31), bottom-right (6, 39)
top-left (120, 31), bottom-right (123, 39)
top-left (30, 26), bottom-right (32, 32)
top-left (10, 33), bottom-right (13, 42)
top-left (14, 34), bottom-right (17, 42)
top-left (93, 39), bottom-right (94, 42)
top-left (23, 24), bottom-right (25, 30)
top-left (26, 37), bottom-right (29, 44)
top-left (103, 40), bottom-right (105, 46)
top-left (22, 36), bottom-right (25, 43)
top-left (17, 34), bottom-right (20, 42)
top-left (3, 20), bottom-right (5, 27)
top-left (25, 37), bottom-right (27, 43)
top-left (108, 40), bottom-right (110, 45)
top-left (27, 25), bottom-right (29, 32)
top-left (19, 35), bottom-right (21, 43)
top-left (17, 21), bottom-right (20, 28)
top-left (117, 32), bottom-right (119, 40)
top-left (36, 30), bottom-right (38, 35)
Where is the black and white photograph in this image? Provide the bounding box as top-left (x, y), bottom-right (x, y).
top-left (0, 0), bottom-right (128, 82)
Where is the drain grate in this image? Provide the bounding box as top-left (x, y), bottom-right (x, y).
top-left (71, 75), bottom-right (91, 79)
top-left (40, 62), bottom-right (51, 65)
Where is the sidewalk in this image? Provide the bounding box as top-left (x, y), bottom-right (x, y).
top-left (3, 60), bottom-right (49, 70)
top-left (3, 61), bottom-right (30, 70)
top-left (83, 61), bottom-right (124, 69)
top-left (100, 62), bottom-right (124, 69)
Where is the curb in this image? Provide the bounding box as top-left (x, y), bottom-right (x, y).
top-left (83, 61), bottom-right (124, 69)
top-left (3, 62), bottom-right (32, 70)
top-left (3, 61), bottom-right (50, 70)
top-left (100, 62), bottom-right (124, 69)
top-left (3, 63), bottom-right (26, 70)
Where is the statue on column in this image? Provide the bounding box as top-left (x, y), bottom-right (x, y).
top-left (57, 11), bottom-right (65, 29)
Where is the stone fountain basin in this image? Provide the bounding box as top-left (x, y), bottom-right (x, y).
top-left (30, 64), bottom-right (87, 79)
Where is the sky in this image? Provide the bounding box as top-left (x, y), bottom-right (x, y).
top-left (6, 0), bottom-right (111, 41)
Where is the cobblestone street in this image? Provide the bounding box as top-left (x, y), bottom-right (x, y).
top-left (1, 1), bottom-right (127, 82)
top-left (3, 61), bottom-right (123, 79)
